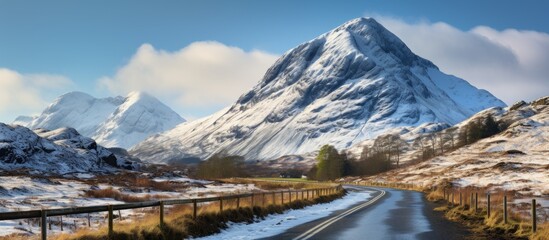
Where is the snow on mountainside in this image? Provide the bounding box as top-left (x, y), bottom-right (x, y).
top-left (353, 96), bottom-right (549, 196)
top-left (0, 123), bottom-right (136, 174)
top-left (17, 91), bottom-right (185, 149)
top-left (131, 17), bottom-right (505, 163)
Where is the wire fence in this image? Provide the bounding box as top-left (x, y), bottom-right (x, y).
top-left (0, 185), bottom-right (344, 240)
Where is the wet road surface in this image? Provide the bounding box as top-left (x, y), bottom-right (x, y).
top-left (265, 185), bottom-right (470, 240)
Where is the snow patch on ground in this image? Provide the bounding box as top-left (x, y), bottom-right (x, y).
top-left (197, 189), bottom-right (374, 240)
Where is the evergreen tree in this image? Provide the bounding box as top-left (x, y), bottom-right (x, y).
top-left (315, 145), bottom-right (344, 180)
top-left (482, 114), bottom-right (500, 138)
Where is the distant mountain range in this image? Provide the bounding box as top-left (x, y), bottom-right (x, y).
top-left (14, 91), bottom-right (185, 149)
top-left (130, 17), bottom-right (506, 164)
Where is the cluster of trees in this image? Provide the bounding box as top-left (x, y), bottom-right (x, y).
top-left (458, 114), bottom-right (500, 145)
top-left (194, 153), bottom-right (248, 179)
top-left (308, 141), bottom-right (398, 180)
top-left (413, 114), bottom-right (502, 162)
top-left (307, 114), bottom-right (504, 180)
top-left (412, 128), bottom-right (457, 161)
top-left (308, 145), bottom-right (351, 181)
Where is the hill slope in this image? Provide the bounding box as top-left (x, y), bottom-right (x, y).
top-left (353, 97), bottom-right (549, 196)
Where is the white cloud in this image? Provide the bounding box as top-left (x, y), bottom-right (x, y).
top-left (375, 16), bottom-right (549, 105)
top-left (0, 68), bottom-right (73, 122)
top-left (98, 41), bottom-right (279, 118)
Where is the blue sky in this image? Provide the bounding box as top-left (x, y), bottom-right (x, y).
top-left (1, 0), bottom-right (549, 122)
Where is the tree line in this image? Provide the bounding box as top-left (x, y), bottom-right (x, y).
top-left (191, 114), bottom-right (504, 181)
top-left (308, 114), bottom-right (504, 180)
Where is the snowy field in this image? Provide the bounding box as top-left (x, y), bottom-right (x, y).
top-left (197, 188), bottom-right (374, 240)
top-left (0, 176), bottom-right (257, 237)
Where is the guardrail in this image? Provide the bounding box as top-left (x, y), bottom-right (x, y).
top-left (342, 180), bottom-right (546, 235)
top-left (0, 185), bottom-right (343, 240)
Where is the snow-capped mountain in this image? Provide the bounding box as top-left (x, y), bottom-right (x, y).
top-left (0, 123), bottom-right (136, 174)
top-left (131, 17), bottom-right (505, 163)
top-left (17, 91), bottom-right (185, 149)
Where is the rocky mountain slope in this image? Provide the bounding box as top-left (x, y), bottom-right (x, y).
top-left (0, 123), bottom-right (136, 174)
top-left (16, 91), bottom-right (184, 149)
top-left (131, 17), bottom-right (505, 163)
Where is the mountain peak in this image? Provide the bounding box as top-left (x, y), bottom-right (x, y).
top-left (18, 91), bottom-right (185, 149)
top-left (132, 18), bottom-right (506, 162)
top-left (124, 91), bottom-right (161, 106)
top-left (336, 17), bottom-right (384, 33)
top-left (325, 17), bottom-right (435, 68)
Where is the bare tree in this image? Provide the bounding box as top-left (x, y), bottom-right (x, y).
top-left (444, 127), bottom-right (458, 150)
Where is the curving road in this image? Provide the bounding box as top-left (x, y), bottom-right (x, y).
top-left (264, 185), bottom-right (470, 240)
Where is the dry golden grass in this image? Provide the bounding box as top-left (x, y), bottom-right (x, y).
top-left (223, 178), bottom-right (333, 190)
top-left (531, 222), bottom-right (549, 240)
top-left (83, 187), bottom-right (171, 202)
top-left (52, 190), bottom-right (345, 240)
top-left (0, 234), bottom-right (39, 240)
top-left (131, 178), bottom-right (175, 192)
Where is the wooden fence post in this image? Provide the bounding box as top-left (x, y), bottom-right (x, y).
top-left (87, 213), bottom-right (91, 227)
top-left (219, 198), bottom-right (224, 212)
top-left (159, 201), bottom-right (164, 228)
top-left (459, 192), bottom-right (462, 206)
top-left (108, 205), bottom-right (113, 238)
top-left (487, 194), bottom-right (491, 217)
top-left (262, 193), bottom-right (266, 207)
top-left (503, 195), bottom-right (508, 224)
top-left (193, 199), bottom-right (197, 219)
top-left (475, 193), bottom-right (478, 212)
top-left (289, 191), bottom-right (292, 203)
top-left (470, 193), bottom-right (474, 210)
top-left (532, 199), bottom-right (537, 233)
top-left (60, 215), bottom-right (63, 231)
top-left (281, 192), bottom-right (285, 205)
top-left (237, 197), bottom-right (240, 208)
top-left (290, 191), bottom-right (294, 202)
top-left (41, 210), bottom-right (47, 240)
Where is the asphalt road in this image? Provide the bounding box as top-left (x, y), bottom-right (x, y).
top-left (264, 185), bottom-right (470, 240)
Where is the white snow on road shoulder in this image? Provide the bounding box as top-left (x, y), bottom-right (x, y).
top-left (197, 189), bottom-right (374, 240)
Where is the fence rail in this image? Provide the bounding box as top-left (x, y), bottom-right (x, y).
top-left (0, 185), bottom-right (343, 240)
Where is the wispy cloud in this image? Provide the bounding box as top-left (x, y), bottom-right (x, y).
top-left (98, 41), bottom-right (279, 118)
top-left (0, 68), bottom-right (74, 122)
top-left (374, 15), bottom-right (549, 104)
